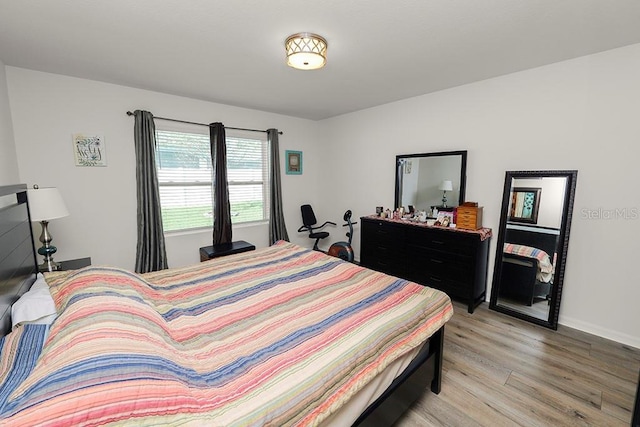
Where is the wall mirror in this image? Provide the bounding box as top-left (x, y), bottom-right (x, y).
top-left (489, 170), bottom-right (578, 329)
top-left (394, 150), bottom-right (467, 213)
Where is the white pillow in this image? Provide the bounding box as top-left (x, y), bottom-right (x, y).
top-left (11, 273), bottom-right (57, 329)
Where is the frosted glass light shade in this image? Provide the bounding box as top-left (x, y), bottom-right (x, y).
top-left (439, 180), bottom-right (454, 192)
top-left (28, 187), bottom-right (69, 222)
top-left (285, 33), bottom-right (327, 70)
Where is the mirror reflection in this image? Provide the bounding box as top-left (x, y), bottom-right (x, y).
top-left (490, 170), bottom-right (577, 329)
top-left (395, 151), bottom-right (467, 213)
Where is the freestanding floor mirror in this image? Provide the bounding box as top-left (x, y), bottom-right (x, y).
top-left (489, 170), bottom-right (578, 329)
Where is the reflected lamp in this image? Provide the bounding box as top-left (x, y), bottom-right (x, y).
top-left (439, 180), bottom-right (453, 207)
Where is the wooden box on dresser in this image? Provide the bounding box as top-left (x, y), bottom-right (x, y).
top-left (360, 216), bottom-right (491, 313)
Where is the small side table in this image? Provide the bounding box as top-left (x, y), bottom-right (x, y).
top-left (58, 257), bottom-right (92, 271)
top-left (200, 241), bottom-right (255, 262)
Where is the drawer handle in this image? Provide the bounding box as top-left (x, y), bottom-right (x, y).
top-left (429, 276), bottom-right (442, 282)
top-left (431, 240), bottom-right (444, 245)
top-left (430, 258), bottom-right (444, 264)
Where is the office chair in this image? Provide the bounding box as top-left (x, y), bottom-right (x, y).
top-left (297, 204), bottom-right (336, 251)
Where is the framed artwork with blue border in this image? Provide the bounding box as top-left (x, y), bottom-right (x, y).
top-left (509, 187), bottom-right (541, 224)
top-left (285, 150), bottom-right (303, 175)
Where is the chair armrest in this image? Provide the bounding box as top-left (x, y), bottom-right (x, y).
top-left (298, 221), bottom-right (336, 233)
top-left (319, 221), bottom-right (337, 228)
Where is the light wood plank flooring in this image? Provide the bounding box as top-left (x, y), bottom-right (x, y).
top-left (395, 302), bottom-right (640, 426)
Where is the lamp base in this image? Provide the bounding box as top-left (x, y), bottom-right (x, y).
top-left (38, 259), bottom-right (62, 272)
top-left (37, 221), bottom-right (61, 272)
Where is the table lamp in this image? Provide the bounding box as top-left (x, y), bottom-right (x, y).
top-left (439, 180), bottom-right (453, 207)
top-left (27, 185), bottom-right (70, 272)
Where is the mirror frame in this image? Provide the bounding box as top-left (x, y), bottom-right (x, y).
top-left (394, 150), bottom-right (468, 210)
top-left (489, 170), bottom-right (578, 329)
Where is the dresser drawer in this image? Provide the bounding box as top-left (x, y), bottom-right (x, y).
top-left (362, 219), bottom-right (404, 242)
top-left (419, 274), bottom-right (468, 299)
top-left (406, 228), bottom-right (476, 256)
top-left (361, 242), bottom-right (403, 263)
top-left (360, 220), bottom-right (406, 276)
top-left (362, 255), bottom-right (407, 278)
top-left (406, 247), bottom-right (473, 283)
top-left (360, 242), bottom-right (406, 277)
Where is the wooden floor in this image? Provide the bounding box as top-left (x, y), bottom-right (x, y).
top-left (395, 302), bottom-right (640, 426)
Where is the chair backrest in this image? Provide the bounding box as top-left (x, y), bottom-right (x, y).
top-left (301, 204), bottom-right (317, 228)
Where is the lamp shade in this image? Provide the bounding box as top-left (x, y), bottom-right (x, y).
top-left (27, 187), bottom-right (69, 222)
top-left (439, 180), bottom-right (454, 192)
top-left (285, 33), bottom-right (327, 70)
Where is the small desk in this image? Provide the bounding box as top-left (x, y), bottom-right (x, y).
top-left (200, 241), bottom-right (255, 262)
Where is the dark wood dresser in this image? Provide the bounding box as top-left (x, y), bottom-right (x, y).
top-left (360, 216), bottom-right (491, 313)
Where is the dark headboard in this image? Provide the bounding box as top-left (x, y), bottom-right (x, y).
top-left (505, 224), bottom-right (559, 258)
top-left (0, 184), bottom-right (38, 336)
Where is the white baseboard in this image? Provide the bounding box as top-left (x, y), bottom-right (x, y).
top-left (559, 315), bottom-right (640, 350)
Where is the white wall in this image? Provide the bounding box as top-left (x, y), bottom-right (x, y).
top-left (7, 68), bottom-right (321, 270)
top-left (0, 60), bottom-right (18, 185)
top-left (319, 44), bottom-right (640, 348)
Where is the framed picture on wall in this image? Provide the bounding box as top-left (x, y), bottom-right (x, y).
top-left (73, 133), bottom-right (107, 167)
top-left (285, 150), bottom-right (302, 175)
top-left (509, 187), bottom-right (541, 224)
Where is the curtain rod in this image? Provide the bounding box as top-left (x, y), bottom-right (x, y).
top-left (126, 111), bottom-right (283, 135)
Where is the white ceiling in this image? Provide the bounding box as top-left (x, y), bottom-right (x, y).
top-left (1, 1), bottom-right (640, 120)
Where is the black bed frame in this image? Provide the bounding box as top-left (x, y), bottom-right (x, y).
top-left (0, 184), bottom-right (445, 426)
top-left (500, 254), bottom-right (549, 306)
top-left (500, 225), bottom-right (559, 306)
top-left (353, 327), bottom-right (444, 426)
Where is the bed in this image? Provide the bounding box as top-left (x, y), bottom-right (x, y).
top-left (0, 184), bottom-right (453, 426)
top-left (499, 225), bottom-right (559, 306)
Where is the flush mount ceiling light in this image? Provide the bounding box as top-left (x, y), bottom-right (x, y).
top-left (285, 32), bottom-right (327, 70)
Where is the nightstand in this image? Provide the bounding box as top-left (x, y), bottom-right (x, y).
top-left (58, 257), bottom-right (92, 271)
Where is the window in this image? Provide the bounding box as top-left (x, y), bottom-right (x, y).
top-left (155, 126), bottom-right (270, 233)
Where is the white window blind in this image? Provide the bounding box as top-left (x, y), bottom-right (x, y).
top-left (155, 128), bottom-right (270, 233)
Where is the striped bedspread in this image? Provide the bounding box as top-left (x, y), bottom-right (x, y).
top-left (0, 242), bottom-right (452, 426)
top-left (503, 243), bottom-right (554, 282)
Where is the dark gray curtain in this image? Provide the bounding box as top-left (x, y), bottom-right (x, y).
top-left (133, 110), bottom-right (168, 273)
top-left (210, 122), bottom-right (232, 245)
top-left (268, 129), bottom-right (289, 244)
